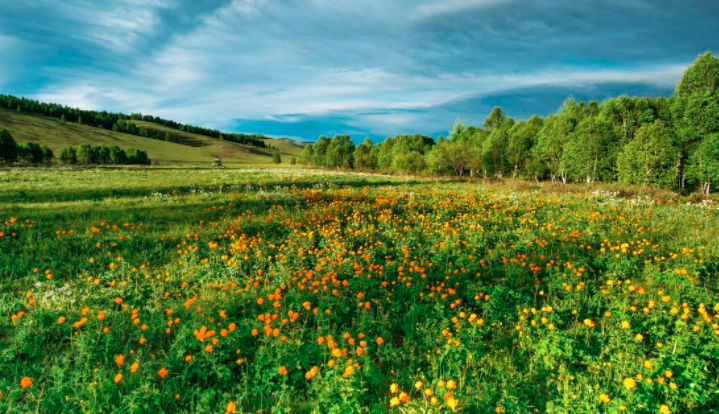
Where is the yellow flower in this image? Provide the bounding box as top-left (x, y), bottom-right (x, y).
top-left (447, 397), bottom-right (459, 410)
top-left (599, 393), bottom-right (610, 403)
top-left (659, 404), bottom-right (671, 414)
top-left (623, 377), bottom-right (636, 390)
top-left (389, 397), bottom-right (400, 407)
top-left (390, 383), bottom-right (399, 393)
top-left (414, 381), bottom-right (423, 390)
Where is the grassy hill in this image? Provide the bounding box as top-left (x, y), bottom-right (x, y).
top-left (0, 108), bottom-right (304, 166)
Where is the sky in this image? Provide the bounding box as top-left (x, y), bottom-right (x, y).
top-left (1, 0), bottom-right (718, 142)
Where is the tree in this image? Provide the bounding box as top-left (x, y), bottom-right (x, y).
top-left (533, 99), bottom-right (584, 183)
top-left (299, 144), bottom-right (314, 166)
top-left (672, 52), bottom-right (719, 191)
top-left (686, 134), bottom-right (719, 194)
top-left (0, 129), bottom-right (18, 163)
top-left (675, 51), bottom-right (719, 100)
top-left (126, 149), bottom-right (151, 165)
top-left (561, 115), bottom-right (617, 183)
top-left (481, 118), bottom-right (514, 178)
top-left (109, 146), bottom-right (127, 164)
top-left (483, 107), bottom-right (506, 130)
top-left (506, 116), bottom-right (543, 178)
top-left (449, 119), bottom-right (466, 141)
top-left (18, 142), bottom-right (44, 164)
top-left (312, 136), bottom-right (330, 167)
top-left (42, 146), bottom-right (55, 164)
top-left (326, 135), bottom-right (355, 169)
top-left (290, 157), bottom-right (297, 165)
top-left (98, 146), bottom-right (111, 164)
top-left (76, 144), bottom-right (93, 165)
top-left (428, 140), bottom-right (478, 177)
top-left (60, 147), bottom-right (77, 164)
top-left (272, 151), bottom-right (282, 164)
top-left (617, 120), bottom-right (679, 187)
top-left (354, 138), bottom-right (377, 170)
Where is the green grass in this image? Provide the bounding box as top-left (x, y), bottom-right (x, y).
top-left (1, 168), bottom-right (718, 413)
top-left (0, 109), bottom-right (304, 166)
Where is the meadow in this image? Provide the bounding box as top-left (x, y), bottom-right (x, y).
top-left (1, 167), bottom-right (718, 414)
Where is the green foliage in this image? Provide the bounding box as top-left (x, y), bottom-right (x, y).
top-left (0, 128), bottom-right (18, 163)
top-left (67, 144), bottom-right (149, 165)
top-left (273, 151), bottom-right (282, 164)
top-left (325, 135), bottom-right (355, 169)
top-left (617, 121), bottom-right (679, 187)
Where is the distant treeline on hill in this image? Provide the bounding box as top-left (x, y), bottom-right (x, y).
top-left (299, 52), bottom-right (719, 195)
top-left (0, 129), bottom-right (150, 165)
top-left (0, 94), bottom-right (267, 149)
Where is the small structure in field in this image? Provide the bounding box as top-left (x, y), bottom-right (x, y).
top-left (213, 158), bottom-right (223, 167)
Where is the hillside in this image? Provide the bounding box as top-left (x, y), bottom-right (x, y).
top-left (0, 108), bottom-right (304, 166)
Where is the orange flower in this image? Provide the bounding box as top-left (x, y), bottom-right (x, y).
top-left (20, 377), bottom-right (32, 388)
top-left (57, 316), bottom-right (66, 324)
top-left (114, 373), bottom-right (123, 383)
top-left (399, 392), bottom-right (409, 402)
top-left (226, 401), bottom-right (237, 414)
top-left (158, 367), bottom-right (168, 379)
top-left (278, 366), bottom-right (288, 375)
top-left (130, 362), bottom-right (139, 373)
top-left (446, 379), bottom-right (457, 390)
top-left (305, 366), bottom-right (319, 380)
top-left (376, 337), bottom-right (384, 345)
top-left (115, 355), bottom-right (124, 366)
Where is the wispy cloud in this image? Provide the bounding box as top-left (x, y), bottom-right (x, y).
top-left (412, 0), bottom-right (514, 18)
top-left (2, 0), bottom-right (718, 139)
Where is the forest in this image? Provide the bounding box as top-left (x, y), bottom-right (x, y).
top-left (300, 52), bottom-right (719, 194)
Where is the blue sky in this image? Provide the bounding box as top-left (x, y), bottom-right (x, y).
top-left (1, 0), bottom-right (718, 141)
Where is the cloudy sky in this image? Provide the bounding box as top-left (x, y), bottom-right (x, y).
top-left (1, 0), bottom-right (718, 141)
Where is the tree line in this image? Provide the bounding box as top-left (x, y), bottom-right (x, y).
top-left (59, 144), bottom-right (150, 165)
top-left (298, 52), bottom-right (719, 194)
top-left (0, 129), bottom-right (150, 165)
top-left (0, 129), bottom-right (54, 164)
top-left (0, 95), bottom-right (267, 149)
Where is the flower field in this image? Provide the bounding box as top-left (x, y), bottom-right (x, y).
top-left (1, 168), bottom-right (718, 413)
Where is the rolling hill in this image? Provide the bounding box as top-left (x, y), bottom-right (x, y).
top-left (0, 108), bottom-right (305, 166)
